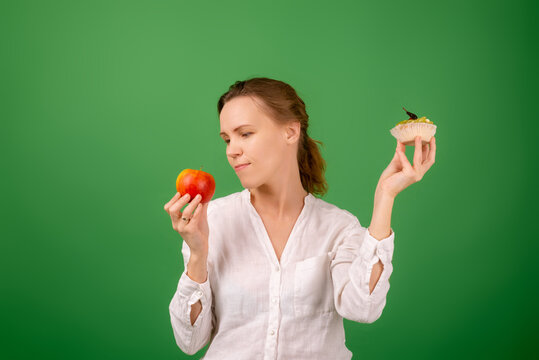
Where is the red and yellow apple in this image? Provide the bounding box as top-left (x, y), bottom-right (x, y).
top-left (176, 168), bottom-right (216, 204)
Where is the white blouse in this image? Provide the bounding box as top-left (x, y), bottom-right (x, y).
top-left (169, 188), bottom-right (395, 360)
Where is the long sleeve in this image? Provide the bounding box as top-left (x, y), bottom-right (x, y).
top-left (169, 241), bottom-right (215, 355)
top-left (329, 219), bottom-right (395, 324)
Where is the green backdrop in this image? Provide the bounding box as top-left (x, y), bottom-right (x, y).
top-left (2, 0), bottom-right (536, 359)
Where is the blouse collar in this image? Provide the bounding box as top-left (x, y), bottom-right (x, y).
top-left (241, 188), bottom-right (314, 208)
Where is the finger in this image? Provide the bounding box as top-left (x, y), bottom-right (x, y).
top-left (164, 192), bottom-right (182, 211)
top-left (168, 193), bottom-right (192, 218)
top-left (391, 141), bottom-right (405, 169)
top-left (426, 136), bottom-right (436, 165)
top-left (413, 136), bottom-right (422, 169)
top-left (385, 142), bottom-right (401, 170)
top-left (397, 140), bottom-right (406, 155)
top-left (422, 142), bottom-right (429, 165)
top-left (180, 194), bottom-right (203, 220)
top-left (191, 201), bottom-right (204, 223)
top-left (397, 141), bottom-right (414, 171)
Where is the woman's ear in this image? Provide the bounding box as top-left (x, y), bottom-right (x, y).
top-left (284, 121), bottom-right (301, 144)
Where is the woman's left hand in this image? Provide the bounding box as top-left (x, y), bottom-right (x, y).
top-left (376, 135), bottom-right (436, 198)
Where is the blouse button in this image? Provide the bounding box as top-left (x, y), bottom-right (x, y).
top-left (269, 329), bottom-right (275, 335)
top-left (196, 290), bottom-right (203, 297)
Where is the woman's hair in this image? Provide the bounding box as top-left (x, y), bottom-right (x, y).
top-left (217, 77), bottom-right (328, 197)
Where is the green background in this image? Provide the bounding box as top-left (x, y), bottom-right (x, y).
top-left (2, 0), bottom-right (537, 359)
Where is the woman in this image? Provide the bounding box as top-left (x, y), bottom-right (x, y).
top-left (164, 77), bottom-right (436, 359)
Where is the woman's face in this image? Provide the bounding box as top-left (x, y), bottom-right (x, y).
top-left (219, 96), bottom-right (298, 189)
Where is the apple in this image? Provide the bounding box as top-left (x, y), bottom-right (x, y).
top-left (176, 168), bottom-right (216, 204)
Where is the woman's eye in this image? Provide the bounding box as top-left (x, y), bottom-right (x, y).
top-left (224, 133), bottom-right (251, 145)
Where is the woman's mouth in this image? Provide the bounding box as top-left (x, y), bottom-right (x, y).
top-left (234, 163), bottom-right (250, 171)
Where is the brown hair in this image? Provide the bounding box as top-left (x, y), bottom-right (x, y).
top-left (217, 77), bottom-right (328, 197)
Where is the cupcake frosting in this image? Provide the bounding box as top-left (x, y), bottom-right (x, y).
top-left (397, 107), bottom-right (434, 125)
top-left (397, 116), bottom-right (434, 125)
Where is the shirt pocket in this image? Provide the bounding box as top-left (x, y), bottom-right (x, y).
top-left (293, 253), bottom-right (336, 317)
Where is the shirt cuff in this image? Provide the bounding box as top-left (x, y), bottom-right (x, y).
top-left (359, 227), bottom-right (395, 264)
top-left (176, 270), bottom-right (211, 327)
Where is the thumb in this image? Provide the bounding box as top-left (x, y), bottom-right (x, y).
top-left (384, 148), bottom-right (401, 172)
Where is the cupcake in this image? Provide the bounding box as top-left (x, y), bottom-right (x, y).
top-left (389, 107), bottom-right (437, 146)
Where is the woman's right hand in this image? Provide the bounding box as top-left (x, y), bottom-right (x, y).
top-left (164, 192), bottom-right (209, 256)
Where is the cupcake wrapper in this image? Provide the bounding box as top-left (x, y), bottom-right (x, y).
top-left (390, 123), bottom-right (437, 146)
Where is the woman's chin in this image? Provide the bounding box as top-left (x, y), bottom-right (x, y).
top-left (239, 178), bottom-right (260, 189)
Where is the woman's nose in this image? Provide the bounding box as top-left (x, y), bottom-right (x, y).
top-left (226, 141), bottom-right (241, 157)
